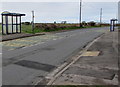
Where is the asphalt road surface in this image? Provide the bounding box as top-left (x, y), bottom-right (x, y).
top-left (2, 27), bottom-right (109, 85)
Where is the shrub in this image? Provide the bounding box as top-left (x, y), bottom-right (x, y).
top-left (35, 23), bottom-right (81, 32)
top-left (82, 21), bottom-right (87, 26)
top-left (44, 24), bottom-right (57, 31)
top-left (23, 22), bottom-right (31, 25)
top-left (59, 26), bottom-right (67, 29)
top-left (88, 21), bottom-right (96, 26)
top-left (35, 23), bottom-right (48, 30)
top-left (50, 24), bottom-right (57, 29)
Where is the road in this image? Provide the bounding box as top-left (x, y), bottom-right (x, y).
top-left (2, 27), bottom-right (109, 85)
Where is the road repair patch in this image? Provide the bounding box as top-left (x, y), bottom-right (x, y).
top-left (14, 60), bottom-right (56, 72)
top-left (81, 51), bottom-right (100, 56)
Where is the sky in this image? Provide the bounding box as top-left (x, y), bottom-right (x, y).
top-left (0, 1), bottom-right (119, 23)
top-left (119, 1), bottom-right (120, 23)
top-left (1, 0), bottom-right (120, 2)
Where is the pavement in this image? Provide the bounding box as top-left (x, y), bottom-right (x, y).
top-left (2, 33), bottom-right (45, 42)
top-left (2, 27), bottom-right (113, 85)
top-left (50, 30), bottom-right (119, 85)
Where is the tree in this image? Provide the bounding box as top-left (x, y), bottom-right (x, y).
top-left (82, 21), bottom-right (87, 26)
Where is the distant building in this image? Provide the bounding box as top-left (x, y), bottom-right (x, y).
top-left (61, 21), bottom-right (67, 24)
top-left (118, 1), bottom-right (120, 29)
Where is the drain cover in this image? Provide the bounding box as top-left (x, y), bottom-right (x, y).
top-left (15, 60), bottom-right (56, 72)
top-left (81, 51), bottom-right (100, 56)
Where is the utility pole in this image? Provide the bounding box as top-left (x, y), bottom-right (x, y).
top-left (32, 10), bottom-right (34, 33)
top-left (79, 0), bottom-right (82, 27)
top-left (118, 1), bottom-right (120, 29)
top-left (100, 8), bottom-right (102, 27)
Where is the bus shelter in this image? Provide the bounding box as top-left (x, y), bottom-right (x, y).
top-left (1, 11), bottom-right (25, 35)
top-left (110, 19), bottom-right (117, 32)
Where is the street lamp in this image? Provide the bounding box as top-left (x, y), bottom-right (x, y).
top-left (100, 8), bottom-right (102, 27)
top-left (32, 10), bottom-right (35, 33)
top-left (79, 0), bottom-right (82, 27)
top-left (118, 1), bottom-right (120, 29)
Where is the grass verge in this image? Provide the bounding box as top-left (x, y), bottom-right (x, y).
top-left (22, 24), bottom-right (103, 34)
top-left (0, 24), bottom-right (108, 34)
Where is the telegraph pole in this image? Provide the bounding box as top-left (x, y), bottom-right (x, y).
top-left (32, 10), bottom-right (34, 33)
top-left (79, 0), bottom-right (82, 27)
top-left (100, 8), bottom-right (102, 27)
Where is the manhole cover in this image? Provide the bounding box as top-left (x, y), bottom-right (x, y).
top-left (15, 60), bottom-right (56, 72)
top-left (81, 51), bottom-right (100, 56)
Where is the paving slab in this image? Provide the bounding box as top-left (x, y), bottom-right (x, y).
top-left (64, 66), bottom-right (116, 80)
top-left (53, 74), bottom-right (118, 85)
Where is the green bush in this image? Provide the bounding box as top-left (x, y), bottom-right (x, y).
top-left (88, 21), bottom-right (96, 26)
top-left (22, 22), bottom-right (31, 25)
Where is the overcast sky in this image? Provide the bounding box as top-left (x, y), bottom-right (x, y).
top-left (1, 0), bottom-right (120, 2)
top-left (1, 1), bottom-right (119, 23)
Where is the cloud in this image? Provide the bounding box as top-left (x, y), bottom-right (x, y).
top-left (1, 2), bottom-right (118, 23)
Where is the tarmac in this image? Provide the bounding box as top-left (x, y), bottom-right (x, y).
top-left (1, 27), bottom-right (107, 42)
top-left (1, 27), bottom-right (119, 86)
top-left (50, 30), bottom-right (119, 85)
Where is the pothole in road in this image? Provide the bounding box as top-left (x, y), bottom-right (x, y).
top-left (14, 60), bottom-right (56, 72)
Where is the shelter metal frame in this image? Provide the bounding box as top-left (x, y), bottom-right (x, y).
top-left (110, 19), bottom-right (117, 32)
top-left (1, 12), bottom-right (25, 35)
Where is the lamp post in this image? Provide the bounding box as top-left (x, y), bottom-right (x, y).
top-left (100, 8), bottom-right (102, 27)
top-left (79, 0), bottom-right (82, 27)
top-left (118, 1), bottom-right (120, 29)
top-left (32, 10), bottom-right (34, 33)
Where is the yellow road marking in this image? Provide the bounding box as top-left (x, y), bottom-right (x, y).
top-left (3, 43), bottom-right (27, 47)
top-left (81, 51), bottom-right (100, 56)
top-left (14, 39), bottom-right (34, 42)
top-left (2, 35), bottom-right (60, 50)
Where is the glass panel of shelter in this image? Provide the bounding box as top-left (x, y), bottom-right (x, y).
top-left (8, 16), bottom-right (12, 33)
top-left (13, 16), bottom-right (17, 33)
top-left (2, 16), bottom-right (7, 34)
top-left (3, 25), bottom-right (6, 34)
top-left (3, 16), bottom-right (6, 24)
top-left (17, 16), bottom-right (20, 33)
